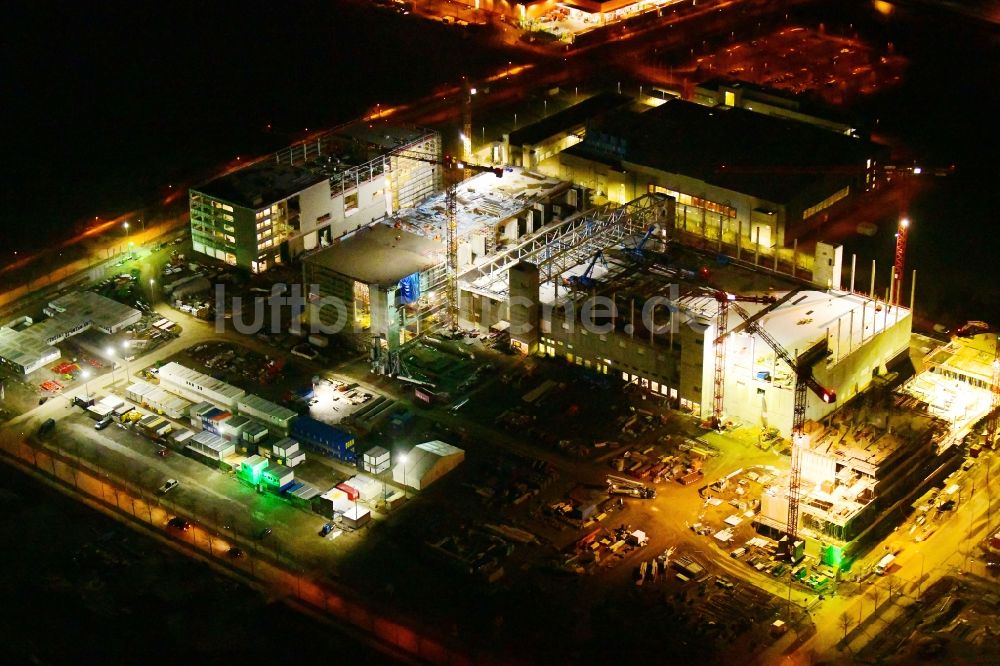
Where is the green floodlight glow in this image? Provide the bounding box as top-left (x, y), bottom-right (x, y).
top-left (822, 544), bottom-right (844, 568)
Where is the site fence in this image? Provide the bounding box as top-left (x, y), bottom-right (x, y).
top-left (0, 431), bottom-right (481, 666)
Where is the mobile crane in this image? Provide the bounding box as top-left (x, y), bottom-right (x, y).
top-left (624, 225), bottom-right (657, 262)
top-left (564, 250), bottom-right (607, 290)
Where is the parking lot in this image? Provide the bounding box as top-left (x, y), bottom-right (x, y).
top-left (646, 24), bottom-right (908, 105)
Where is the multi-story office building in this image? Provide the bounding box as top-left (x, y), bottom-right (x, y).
top-left (190, 124), bottom-right (440, 273)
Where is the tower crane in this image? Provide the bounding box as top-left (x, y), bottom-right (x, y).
top-left (722, 300), bottom-right (836, 543)
top-left (709, 291), bottom-right (778, 430)
top-left (988, 334), bottom-right (1000, 449)
top-left (398, 152), bottom-right (505, 329)
top-left (893, 217), bottom-right (909, 306)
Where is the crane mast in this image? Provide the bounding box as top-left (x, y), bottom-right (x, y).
top-left (988, 336), bottom-right (1000, 449)
top-left (396, 147), bottom-right (503, 331)
top-left (727, 301), bottom-right (836, 541)
top-left (710, 291), bottom-right (777, 430)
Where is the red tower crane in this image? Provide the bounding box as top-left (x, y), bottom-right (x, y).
top-left (719, 301), bottom-right (836, 542)
top-left (893, 217), bottom-right (910, 306)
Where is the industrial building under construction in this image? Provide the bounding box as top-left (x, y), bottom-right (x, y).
top-left (212, 92), bottom-right (994, 550)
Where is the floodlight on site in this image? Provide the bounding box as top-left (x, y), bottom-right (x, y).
top-left (106, 347), bottom-right (115, 357)
top-left (900, 217), bottom-right (910, 229)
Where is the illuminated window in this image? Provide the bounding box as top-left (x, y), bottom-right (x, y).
top-left (344, 192), bottom-right (359, 215)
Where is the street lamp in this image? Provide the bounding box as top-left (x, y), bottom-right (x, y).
top-left (81, 369), bottom-right (92, 396)
top-left (399, 452), bottom-right (408, 499)
top-left (121, 341), bottom-right (131, 382)
top-left (149, 278), bottom-right (156, 305)
top-left (105, 346), bottom-right (117, 384)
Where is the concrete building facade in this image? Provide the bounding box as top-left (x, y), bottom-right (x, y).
top-left (541, 99), bottom-right (885, 251)
top-left (190, 125), bottom-right (440, 273)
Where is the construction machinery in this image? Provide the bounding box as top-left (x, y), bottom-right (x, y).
top-left (395, 151), bottom-right (505, 329)
top-left (989, 334), bottom-right (1000, 449)
top-left (892, 217), bottom-right (909, 306)
top-left (736, 301), bottom-right (835, 542)
top-left (713, 295), bottom-right (836, 543)
top-left (708, 290), bottom-right (778, 430)
top-left (624, 225), bottom-right (657, 262)
top-left (564, 250), bottom-right (607, 290)
top-left (606, 474), bottom-right (656, 499)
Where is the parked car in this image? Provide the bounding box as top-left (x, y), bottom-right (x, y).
top-left (227, 547), bottom-right (245, 559)
top-left (167, 516), bottom-right (190, 531)
top-left (319, 523), bottom-right (335, 537)
top-left (156, 447), bottom-right (169, 457)
top-left (158, 478), bottom-right (179, 494)
top-left (94, 416), bottom-right (113, 430)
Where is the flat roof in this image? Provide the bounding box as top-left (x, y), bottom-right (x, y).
top-left (334, 123), bottom-right (431, 152)
top-left (925, 335), bottom-right (996, 383)
top-left (0, 291), bottom-right (140, 373)
top-left (695, 77), bottom-right (858, 128)
top-left (238, 393), bottom-right (299, 422)
top-left (195, 125), bottom-right (437, 209)
top-left (158, 362), bottom-right (247, 401)
top-left (47, 291), bottom-right (142, 332)
top-left (507, 92), bottom-right (632, 147)
top-left (396, 167), bottom-right (569, 241)
top-left (193, 162), bottom-right (328, 210)
top-left (753, 290), bottom-right (907, 365)
top-left (565, 99), bottom-right (883, 204)
top-left (304, 223), bottom-right (443, 285)
top-left (0, 326), bottom-right (60, 370)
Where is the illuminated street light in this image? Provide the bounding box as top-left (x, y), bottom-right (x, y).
top-left (399, 452), bottom-right (408, 499)
top-left (105, 346), bottom-right (117, 384)
top-left (81, 369), bottom-right (92, 396)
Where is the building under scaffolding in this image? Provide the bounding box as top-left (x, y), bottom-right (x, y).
top-left (757, 403), bottom-right (956, 542)
top-left (301, 167), bottom-right (586, 363)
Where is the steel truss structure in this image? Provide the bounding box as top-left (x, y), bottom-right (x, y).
top-left (464, 193), bottom-right (672, 301)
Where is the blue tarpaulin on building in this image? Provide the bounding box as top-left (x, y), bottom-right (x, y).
top-left (398, 273), bottom-right (421, 305)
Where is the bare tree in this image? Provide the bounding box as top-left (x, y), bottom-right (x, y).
top-left (839, 611), bottom-right (852, 640)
